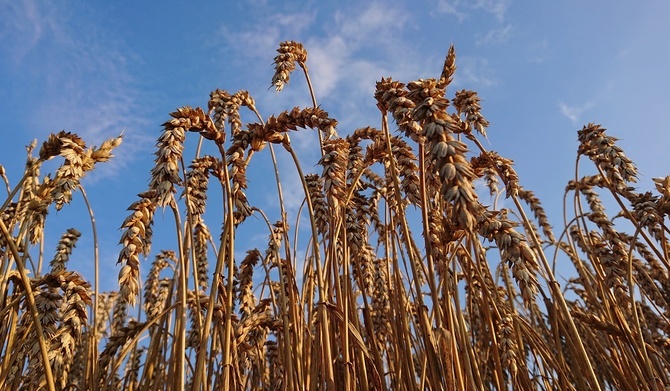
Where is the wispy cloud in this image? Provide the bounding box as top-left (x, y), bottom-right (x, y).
top-left (454, 56), bottom-right (498, 88)
top-left (434, 0), bottom-right (511, 22)
top-left (558, 101), bottom-right (594, 125)
top-left (335, 1), bottom-right (410, 45)
top-left (0, 0), bottom-right (152, 182)
top-left (476, 24), bottom-right (514, 45)
top-left (473, 0), bottom-right (511, 23)
top-left (0, 0), bottom-right (51, 64)
top-left (216, 9), bottom-right (316, 61)
top-left (434, 0), bottom-right (468, 22)
top-left (527, 39), bottom-right (551, 63)
top-left (215, 1), bottom-right (425, 130)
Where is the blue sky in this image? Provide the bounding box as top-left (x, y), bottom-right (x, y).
top-left (1, 0), bottom-right (669, 292)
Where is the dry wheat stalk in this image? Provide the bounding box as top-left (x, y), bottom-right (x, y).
top-left (4, 40), bottom-right (670, 391)
top-left (97, 320), bottom-right (147, 387)
top-left (185, 156), bottom-right (222, 291)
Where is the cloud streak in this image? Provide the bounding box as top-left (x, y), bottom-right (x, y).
top-left (0, 0), bottom-right (152, 183)
top-left (558, 101), bottom-right (594, 125)
top-left (434, 0), bottom-right (511, 22)
top-left (476, 24), bottom-right (514, 45)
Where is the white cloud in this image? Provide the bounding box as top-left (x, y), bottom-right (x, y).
top-left (336, 1), bottom-right (409, 43)
top-left (217, 24), bottom-right (282, 62)
top-left (527, 39), bottom-right (551, 63)
top-left (306, 35), bottom-right (349, 98)
top-left (473, 0), bottom-right (511, 23)
top-left (476, 24), bottom-right (514, 45)
top-left (434, 0), bottom-right (511, 22)
top-left (558, 101), bottom-right (594, 125)
top-left (214, 1), bottom-right (428, 136)
top-left (454, 56), bottom-right (497, 88)
top-left (305, 1), bottom-right (414, 100)
top-left (0, 0), bottom-right (50, 64)
top-left (0, 1), bottom-right (152, 182)
top-left (216, 10), bottom-right (316, 61)
top-left (434, 0), bottom-right (468, 22)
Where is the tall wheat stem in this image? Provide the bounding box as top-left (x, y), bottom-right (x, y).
top-left (0, 171), bottom-right (30, 305)
top-left (417, 140), bottom-right (443, 329)
top-left (470, 136), bottom-right (603, 390)
top-left (0, 217), bottom-right (56, 391)
top-left (594, 164), bottom-right (668, 267)
top-left (381, 114), bottom-right (444, 390)
top-left (192, 142), bottom-right (234, 391)
top-left (299, 66), bottom-right (324, 153)
top-left (168, 204), bottom-right (188, 391)
top-left (78, 185), bottom-right (100, 390)
top-left (282, 140), bottom-right (336, 389)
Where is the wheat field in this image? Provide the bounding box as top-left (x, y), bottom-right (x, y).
top-left (1, 41), bottom-right (669, 390)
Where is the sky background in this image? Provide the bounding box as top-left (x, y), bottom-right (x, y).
top-left (1, 0), bottom-right (669, 293)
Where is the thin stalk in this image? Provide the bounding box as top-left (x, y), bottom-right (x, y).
top-left (169, 203), bottom-right (188, 391)
top-left (0, 295), bottom-right (21, 388)
top-left (272, 231), bottom-right (297, 391)
top-left (627, 225), bottom-right (656, 384)
top-left (471, 136), bottom-right (602, 390)
top-left (417, 140), bottom-right (443, 329)
top-left (78, 186), bottom-right (100, 390)
top-left (595, 165), bottom-right (668, 268)
top-left (105, 304), bottom-right (179, 387)
top-left (380, 114), bottom-right (444, 390)
top-left (219, 147), bottom-right (237, 389)
top-left (298, 64), bottom-right (324, 153)
top-left (282, 139), bottom-right (336, 390)
top-left (0, 171), bottom-right (31, 305)
top-left (336, 216), bottom-right (351, 390)
top-left (451, 248), bottom-right (483, 389)
top-left (192, 141), bottom-right (235, 390)
top-left (0, 217), bottom-right (56, 391)
top-left (0, 171), bottom-right (30, 212)
top-left (251, 106), bottom-right (303, 388)
top-left (180, 156), bottom-right (204, 344)
top-left (469, 241), bottom-right (505, 390)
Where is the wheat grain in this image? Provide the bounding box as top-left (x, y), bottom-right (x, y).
top-left (144, 250), bottom-right (174, 320)
top-left (517, 189), bottom-right (556, 243)
top-left (479, 211), bottom-right (539, 305)
top-left (49, 228), bottom-right (81, 273)
top-left (271, 41), bottom-right (308, 92)
top-left (319, 139), bottom-right (349, 209)
top-left (236, 249), bottom-right (261, 319)
top-left (453, 89), bottom-right (489, 137)
top-left (578, 123), bottom-right (638, 190)
top-left (305, 174), bottom-right (329, 237)
top-left (117, 191), bottom-right (157, 306)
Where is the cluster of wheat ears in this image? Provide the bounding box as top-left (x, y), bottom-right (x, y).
top-left (1, 41), bottom-right (669, 391)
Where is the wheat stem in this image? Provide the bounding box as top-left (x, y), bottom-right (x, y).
top-left (0, 217), bottom-right (56, 391)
